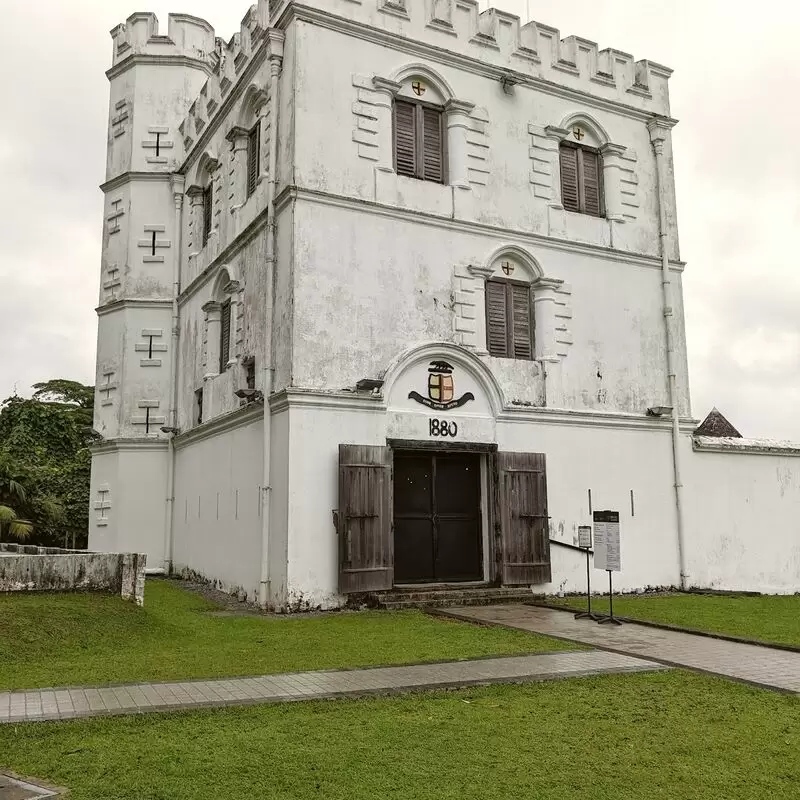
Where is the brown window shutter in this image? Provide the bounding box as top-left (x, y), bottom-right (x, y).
top-left (421, 106), bottom-right (444, 183)
top-left (337, 444), bottom-right (393, 593)
top-left (247, 123), bottom-right (260, 198)
top-left (559, 145), bottom-right (580, 212)
top-left (219, 298), bottom-right (231, 372)
top-left (393, 100), bottom-right (417, 178)
top-left (580, 148), bottom-right (602, 216)
top-left (497, 451), bottom-right (551, 586)
top-left (202, 184), bottom-right (213, 246)
top-left (510, 284), bottom-right (533, 360)
top-left (486, 280), bottom-right (509, 358)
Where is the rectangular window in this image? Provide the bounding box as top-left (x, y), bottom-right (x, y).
top-left (244, 358), bottom-right (256, 390)
top-left (485, 279), bottom-right (533, 360)
top-left (202, 184), bottom-right (213, 246)
top-left (559, 143), bottom-right (603, 216)
top-left (247, 122), bottom-right (260, 198)
top-left (219, 299), bottom-right (232, 373)
top-left (393, 99), bottom-right (444, 183)
top-left (195, 388), bottom-right (204, 425)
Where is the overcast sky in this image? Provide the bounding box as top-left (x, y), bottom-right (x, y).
top-left (1, 0), bottom-right (798, 438)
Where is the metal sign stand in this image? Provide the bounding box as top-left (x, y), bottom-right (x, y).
top-left (574, 526), bottom-right (599, 621)
top-left (597, 570), bottom-right (622, 626)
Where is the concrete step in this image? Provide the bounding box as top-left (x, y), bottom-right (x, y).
top-left (355, 587), bottom-right (538, 610)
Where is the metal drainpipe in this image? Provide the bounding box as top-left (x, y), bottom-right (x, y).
top-left (259, 31), bottom-right (285, 609)
top-left (648, 118), bottom-right (688, 590)
top-left (163, 174), bottom-right (185, 573)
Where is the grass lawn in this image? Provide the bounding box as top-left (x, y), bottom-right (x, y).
top-left (0, 580), bottom-right (575, 691)
top-left (551, 593), bottom-right (800, 647)
top-left (0, 671), bottom-right (797, 799)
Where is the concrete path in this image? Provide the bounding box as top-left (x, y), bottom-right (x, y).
top-left (437, 604), bottom-right (800, 694)
top-left (0, 650), bottom-right (665, 724)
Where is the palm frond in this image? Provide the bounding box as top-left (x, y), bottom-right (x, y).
top-left (8, 518), bottom-right (34, 541)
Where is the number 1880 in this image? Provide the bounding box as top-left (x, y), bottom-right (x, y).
top-left (429, 419), bottom-right (458, 438)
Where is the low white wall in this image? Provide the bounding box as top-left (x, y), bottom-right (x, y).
top-left (0, 545), bottom-right (147, 606)
top-left (172, 410), bottom-right (264, 601)
top-left (684, 437), bottom-right (800, 594)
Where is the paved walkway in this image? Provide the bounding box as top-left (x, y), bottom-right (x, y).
top-left (438, 605), bottom-right (800, 694)
top-left (0, 650), bottom-right (665, 724)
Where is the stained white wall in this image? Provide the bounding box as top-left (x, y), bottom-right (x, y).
top-left (88, 444), bottom-right (168, 568)
top-left (684, 440), bottom-right (800, 594)
top-left (172, 413), bottom-right (264, 599)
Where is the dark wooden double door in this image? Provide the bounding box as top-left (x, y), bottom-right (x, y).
top-left (393, 452), bottom-right (482, 584)
top-left (336, 444), bottom-right (551, 594)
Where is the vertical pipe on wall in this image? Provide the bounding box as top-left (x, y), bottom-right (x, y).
top-left (648, 118), bottom-right (688, 590)
top-left (259, 31), bottom-right (286, 609)
top-left (163, 174), bottom-right (185, 572)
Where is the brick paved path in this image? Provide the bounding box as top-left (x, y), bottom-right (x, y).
top-left (0, 650), bottom-right (664, 724)
top-left (438, 605), bottom-right (800, 694)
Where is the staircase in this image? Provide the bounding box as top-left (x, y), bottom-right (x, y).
top-left (351, 586), bottom-right (540, 611)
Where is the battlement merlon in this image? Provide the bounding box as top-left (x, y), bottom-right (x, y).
top-left (109, 12), bottom-right (217, 70)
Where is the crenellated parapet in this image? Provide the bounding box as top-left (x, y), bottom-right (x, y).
top-left (126, 0), bottom-right (671, 172)
top-left (290, 0), bottom-right (673, 116)
top-left (109, 12), bottom-right (217, 69)
top-left (178, 4), bottom-right (270, 153)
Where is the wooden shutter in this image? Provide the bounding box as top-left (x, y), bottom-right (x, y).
top-left (421, 107), bottom-right (444, 183)
top-left (497, 452), bottom-right (551, 585)
top-left (219, 299), bottom-right (231, 372)
top-left (336, 444), bottom-right (393, 593)
top-left (247, 123), bottom-right (260, 198)
top-left (559, 145), bottom-right (580, 212)
top-left (394, 100), bottom-right (417, 178)
top-left (510, 284), bottom-right (533, 359)
top-left (580, 149), bottom-right (602, 216)
top-left (486, 280), bottom-right (509, 358)
top-left (202, 184), bottom-right (213, 246)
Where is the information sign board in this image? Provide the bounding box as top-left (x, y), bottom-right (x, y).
top-left (593, 510), bottom-right (621, 572)
top-left (578, 525), bottom-right (592, 549)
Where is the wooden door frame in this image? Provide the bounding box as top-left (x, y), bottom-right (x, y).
top-left (387, 439), bottom-right (500, 586)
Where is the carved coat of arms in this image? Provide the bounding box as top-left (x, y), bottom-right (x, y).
top-left (408, 361), bottom-right (475, 411)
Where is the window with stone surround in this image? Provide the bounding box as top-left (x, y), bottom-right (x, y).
top-left (202, 184), bottom-right (213, 246)
top-left (393, 98), bottom-right (445, 183)
top-left (559, 141), bottom-right (604, 217)
top-left (219, 298), bottom-right (232, 372)
top-left (246, 122), bottom-right (260, 198)
top-left (485, 279), bottom-right (534, 360)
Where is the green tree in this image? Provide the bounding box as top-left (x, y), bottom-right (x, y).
top-left (0, 380), bottom-right (96, 548)
top-left (0, 456), bottom-right (33, 541)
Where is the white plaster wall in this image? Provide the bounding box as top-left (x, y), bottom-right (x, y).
top-left (684, 444), bottom-right (800, 593)
top-left (290, 200), bottom-right (689, 416)
top-left (89, 445), bottom-right (168, 568)
top-left (280, 390), bottom-right (681, 609)
top-left (172, 415), bottom-right (264, 599)
top-left (292, 19), bottom-right (679, 260)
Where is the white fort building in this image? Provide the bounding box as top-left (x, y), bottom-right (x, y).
top-left (90, 0), bottom-right (800, 609)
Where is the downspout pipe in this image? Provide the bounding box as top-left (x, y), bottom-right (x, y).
top-left (259, 30), bottom-right (286, 609)
top-left (164, 174), bottom-right (185, 573)
top-left (648, 118), bottom-right (688, 590)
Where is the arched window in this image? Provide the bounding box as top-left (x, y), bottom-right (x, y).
top-left (393, 77), bottom-right (445, 183)
top-left (558, 120), bottom-right (605, 217)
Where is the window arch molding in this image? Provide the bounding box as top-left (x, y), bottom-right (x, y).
top-left (548, 112), bottom-right (630, 221)
top-left (368, 64), bottom-right (476, 188)
top-left (186, 150), bottom-right (219, 253)
top-left (202, 265), bottom-right (242, 380)
top-left (462, 245), bottom-right (570, 364)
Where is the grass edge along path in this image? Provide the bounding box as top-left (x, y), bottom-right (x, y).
top-left (549, 592), bottom-right (800, 648)
top-left (0, 579), bottom-right (580, 691)
top-left (0, 671), bottom-right (797, 800)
